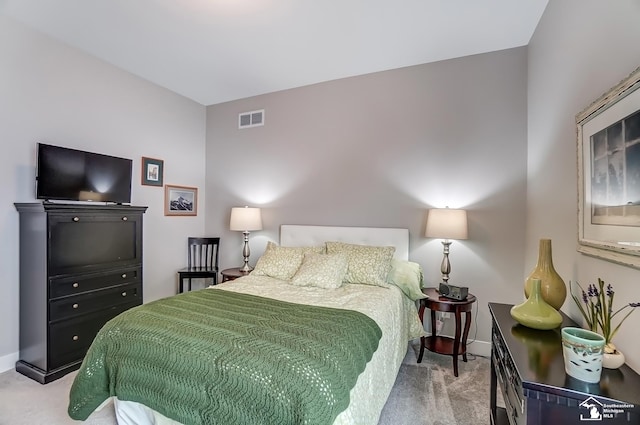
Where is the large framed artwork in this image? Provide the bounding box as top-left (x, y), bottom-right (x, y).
top-left (577, 66), bottom-right (640, 268)
top-left (164, 184), bottom-right (197, 216)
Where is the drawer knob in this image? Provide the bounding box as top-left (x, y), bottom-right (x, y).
top-left (72, 335), bottom-right (79, 341)
top-left (122, 273), bottom-right (127, 279)
top-left (122, 291), bottom-right (127, 297)
top-left (122, 216), bottom-right (128, 221)
top-left (72, 216), bottom-right (80, 222)
top-left (72, 283), bottom-right (79, 288)
top-left (72, 303), bottom-right (79, 309)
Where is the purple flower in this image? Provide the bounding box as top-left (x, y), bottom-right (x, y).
top-left (571, 279), bottom-right (638, 346)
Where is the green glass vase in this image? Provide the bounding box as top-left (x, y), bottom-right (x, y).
top-left (511, 278), bottom-right (563, 330)
top-left (524, 239), bottom-right (566, 310)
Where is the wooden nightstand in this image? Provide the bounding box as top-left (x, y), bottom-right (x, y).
top-left (417, 287), bottom-right (476, 377)
top-left (221, 267), bottom-right (251, 282)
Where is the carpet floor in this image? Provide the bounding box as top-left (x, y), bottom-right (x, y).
top-left (378, 343), bottom-right (490, 425)
top-left (0, 342), bottom-right (490, 425)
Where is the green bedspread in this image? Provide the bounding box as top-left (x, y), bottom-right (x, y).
top-left (68, 288), bottom-right (382, 425)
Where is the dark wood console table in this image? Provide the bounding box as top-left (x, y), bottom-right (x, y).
top-left (489, 302), bottom-right (640, 425)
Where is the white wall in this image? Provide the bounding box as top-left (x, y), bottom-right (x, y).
top-left (205, 47), bottom-right (530, 356)
top-left (527, 1), bottom-right (640, 372)
top-left (0, 16), bottom-right (207, 372)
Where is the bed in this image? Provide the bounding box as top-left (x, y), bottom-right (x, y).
top-left (68, 225), bottom-right (425, 425)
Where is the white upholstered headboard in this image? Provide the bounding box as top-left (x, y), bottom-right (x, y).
top-left (280, 225), bottom-right (409, 260)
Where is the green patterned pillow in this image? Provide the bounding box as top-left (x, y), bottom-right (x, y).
top-left (387, 259), bottom-right (426, 301)
top-left (290, 252), bottom-right (348, 289)
top-left (252, 242), bottom-right (324, 280)
top-left (325, 241), bottom-right (395, 287)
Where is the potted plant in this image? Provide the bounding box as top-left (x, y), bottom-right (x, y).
top-left (570, 278), bottom-right (640, 369)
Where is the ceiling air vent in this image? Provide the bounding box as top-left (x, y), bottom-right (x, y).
top-left (238, 109), bottom-right (265, 129)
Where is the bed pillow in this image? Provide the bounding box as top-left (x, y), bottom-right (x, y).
top-left (387, 259), bottom-right (426, 301)
top-left (290, 252), bottom-right (348, 289)
top-left (252, 242), bottom-right (325, 280)
top-left (325, 241), bottom-right (395, 287)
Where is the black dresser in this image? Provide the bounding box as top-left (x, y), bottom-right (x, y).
top-left (14, 202), bottom-right (147, 383)
top-left (489, 302), bottom-right (640, 425)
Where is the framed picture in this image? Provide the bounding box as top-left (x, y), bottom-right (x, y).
top-left (577, 66), bottom-right (640, 268)
top-left (164, 185), bottom-right (197, 216)
top-left (141, 157), bottom-right (164, 187)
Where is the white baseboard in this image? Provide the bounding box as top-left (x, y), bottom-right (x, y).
top-left (0, 351), bottom-right (18, 374)
top-left (423, 333), bottom-right (492, 358)
top-left (436, 335), bottom-right (491, 358)
top-left (411, 335), bottom-right (492, 359)
top-left (466, 339), bottom-right (491, 358)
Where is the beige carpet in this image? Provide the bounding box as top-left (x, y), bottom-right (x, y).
top-left (0, 342), bottom-right (490, 425)
top-left (378, 343), bottom-right (491, 425)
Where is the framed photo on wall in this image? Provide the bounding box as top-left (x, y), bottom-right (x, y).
top-left (164, 184), bottom-right (197, 216)
top-left (577, 66), bottom-right (640, 268)
top-left (141, 157), bottom-right (164, 187)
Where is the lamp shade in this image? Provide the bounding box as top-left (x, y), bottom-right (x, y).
top-left (230, 207), bottom-right (263, 231)
top-left (425, 208), bottom-right (468, 240)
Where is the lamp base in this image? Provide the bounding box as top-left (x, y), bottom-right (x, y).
top-left (240, 231), bottom-right (253, 272)
top-left (440, 239), bottom-right (452, 283)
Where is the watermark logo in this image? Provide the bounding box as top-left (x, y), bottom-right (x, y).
top-left (579, 397), bottom-right (635, 421)
top-left (579, 397), bottom-right (603, 421)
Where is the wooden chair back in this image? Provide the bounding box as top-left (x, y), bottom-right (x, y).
top-left (187, 237), bottom-right (220, 270)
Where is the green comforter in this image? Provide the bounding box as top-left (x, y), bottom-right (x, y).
top-left (68, 288), bottom-right (382, 425)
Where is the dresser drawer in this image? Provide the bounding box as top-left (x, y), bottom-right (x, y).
top-left (49, 266), bottom-right (141, 299)
top-left (49, 283), bottom-right (141, 322)
top-left (47, 210), bottom-right (143, 276)
top-left (49, 301), bottom-right (139, 370)
top-left (492, 324), bottom-right (525, 425)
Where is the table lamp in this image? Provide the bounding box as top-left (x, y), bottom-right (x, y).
top-left (425, 207), bottom-right (468, 283)
top-left (230, 206), bottom-right (263, 272)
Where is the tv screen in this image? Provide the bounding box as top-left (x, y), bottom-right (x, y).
top-left (36, 143), bottom-right (132, 204)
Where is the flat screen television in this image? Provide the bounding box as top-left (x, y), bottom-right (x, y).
top-left (36, 143), bottom-right (132, 204)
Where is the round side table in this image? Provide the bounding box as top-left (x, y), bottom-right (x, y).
top-left (221, 267), bottom-right (251, 282)
top-left (417, 287), bottom-right (476, 377)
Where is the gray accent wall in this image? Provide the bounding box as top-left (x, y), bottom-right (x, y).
top-left (527, 0), bottom-right (640, 372)
top-left (206, 47), bottom-right (530, 353)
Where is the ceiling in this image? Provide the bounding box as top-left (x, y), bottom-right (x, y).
top-left (2, 0), bottom-right (548, 106)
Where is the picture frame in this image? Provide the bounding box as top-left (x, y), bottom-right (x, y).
top-left (577, 66), bottom-right (640, 268)
top-left (164, 184), bottom-right (197, 216)
top-left (141, 157), bottom-right (164, 187)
